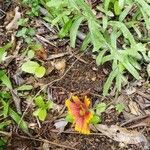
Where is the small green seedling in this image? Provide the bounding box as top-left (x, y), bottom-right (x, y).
top-left (21, 61), bottom-right (46, 78)
top-left (17, 18), bottom-right (29, 26)
top-left (16, 27), bottom-right (35, 44)
top-left (115, 103), bottom-right (125, 113)
top-left (33, 96), bottom-right (53, 121)
top-left (96, 102), bottom-right (107, 115)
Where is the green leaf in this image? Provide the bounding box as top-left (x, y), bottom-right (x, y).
top-left (46, 0), bottom-right (63, 8)
top-left (0, 120), bottom-right (11, 129)
top-left (9, 108), bottom-right (28, 133)
top-left (103, 68), bottom-right (118, 95)
top-left (96, 102), bottom-right (107, 114)
top-left (17, 84), bottom-right (33, 91)
top-left (114, 1), bottom-right (122, 16)
top-left (0, 70), bottom-right (12, 89)
top-left (27, 50), bottom-right (35, 59)
top-left (96, 49), bottom-right (107, 65)
top-left (34, 96), bottom-right (45, 108)
top-left (104, 0), bottom-right (111, 11)
top-left (88, 19), bottom-right (105, 51)
top-left (38, 108), bottom-right (47, 121)
top-left (115, 73), bottom-right (122, 92)
top-left (0, 43), bottom-right (11, 63)
top-left (119, 4), bottom-right (133, 21)
top-left (90, 114), bottom-right (101, 124)
top-left (2, 100), bottom-right (9, 117)
top-left (115, 103), bottom-right (125, 113)
top-left (16, 27), bottom-right (28, 38)
top-left (121, 56), bottom-right (140, 80)
top-left (102, 15), bottom-right (108, 30)
top-left (35, 66), bottom-right (46, 78)
top-left (81, 33), bottom-right (91, 51)
top-left (0, 139), bottom-right (5, 147)
top-left (109, 21), bottom-right (136, 46)
top-left (118, 0), bottom-right (124, 10)
top-left (46, 100), bottom-right (53, 110)
top-left (59, 19), bottom-right (73, 38)
top-left (65, 113), bottom-right (74, 123)
top-left (21, 61), bottom-right (39, 74)
top-left (70, 16), bottom-right (84, 48)
top-left (17, 18), bottom-right (29, 26)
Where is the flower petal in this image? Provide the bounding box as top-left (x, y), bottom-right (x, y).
top-left (84, 96), bottom-right (90, 108)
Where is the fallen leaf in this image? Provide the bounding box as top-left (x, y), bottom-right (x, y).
top-left (54, 118), bottom-right (68, 132)
top-left (125, 87), bottom-right (136, 95)
top-left (52, 59), bottom-right (66, 74)
top-left (6, 7), bottom-right (21, 31)
top-left (128, 101), bottom-right (141, 116)
top-left (95, 124), bottom-right (150, 149)
top-left (10, 90), bottom-right (22, 114)
top-left (36, 46), bottom-right (47, 60)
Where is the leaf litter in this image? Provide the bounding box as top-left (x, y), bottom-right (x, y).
top-left (0, 0), bottom-right (150, 150)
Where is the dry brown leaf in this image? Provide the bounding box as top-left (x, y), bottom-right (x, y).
top-left (128, 101), bottom-right (141, 116)
top-left (11, 89), bottom-right (21, 114)
top-left (54, 118), bottom-right (68, 132)
top-left (6, 7), bottom-right (21, 31)
top-left (52, 59), bottom-right (66, 74)
top-left (95, 124), bottom-right (150, 149)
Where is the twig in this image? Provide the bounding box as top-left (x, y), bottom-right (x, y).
top-left (47, 52), bottom-right (69, 60)
top-left (17, 135), bottom-right (77, 150)
top-left (36, 34), bottom-right (56, 47)
top-left (50, 129), bottom-right (104, 136)
top-left (0, 131), bottom-right (12, 137)
top-left (136, 91), bottom-right (150, 101)
top-left (120, 115), bottom-right (150, 127)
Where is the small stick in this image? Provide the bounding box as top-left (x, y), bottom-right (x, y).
top-left (17, 135), bottom-right (77, 150)
top-left (0, 131), bottom-right (12, 137)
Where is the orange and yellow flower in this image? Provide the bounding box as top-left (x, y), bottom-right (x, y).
top-left (65, 96), bottom-right (93, 134)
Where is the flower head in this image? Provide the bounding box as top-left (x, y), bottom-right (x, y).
top-left (65, 96), bottom-right (93, 134)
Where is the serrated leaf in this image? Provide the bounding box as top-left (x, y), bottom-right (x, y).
top-left (35, 66), bottom-right (46, 78)
top-left (122, 56), bottom-right (140, 80)
top-left (88, 19), bottom-right (105, 51)
top-left (115, 103), bottom-right (125, 113)
top-left (21, 61), bottom-right (39, 74)
top-left (96, 102), bottom-right (107, 114)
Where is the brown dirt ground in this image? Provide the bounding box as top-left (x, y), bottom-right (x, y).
top-left (0, 1), bottom-right (150, 150)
